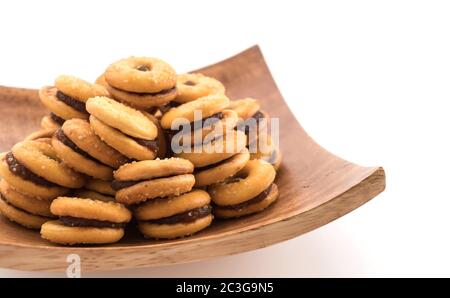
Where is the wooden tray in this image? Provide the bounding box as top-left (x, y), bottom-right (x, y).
top-left (0, 45), bottom-right (385, 272)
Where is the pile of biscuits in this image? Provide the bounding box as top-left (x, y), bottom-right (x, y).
top-left (0, 56), bottom-right (282, 245)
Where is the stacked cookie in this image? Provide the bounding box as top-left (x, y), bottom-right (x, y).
top-left (0, 55), bottom-right (283, 246)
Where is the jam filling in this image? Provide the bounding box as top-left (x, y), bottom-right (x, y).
top-left (111, 180), bottom-right (142, 191)
top-left (60, 216), bottom-right (126, 229)
top-left (165, 112), bottom-right (224, 141)
top-left (55, 129), bottom-right (109, 166)
top-left (4, 152), bottom-right (57, 187)
top-left (50, 113), bottom-right (65, 126)
top-left (55, 91), bottom-right (87, 113)
top-left (147, 205), bottom-right (212, 225)
top-left (218, 184), bottom-right (273, 210)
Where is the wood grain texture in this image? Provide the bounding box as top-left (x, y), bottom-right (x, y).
top-left (0, 45), bottom-right (386, 272)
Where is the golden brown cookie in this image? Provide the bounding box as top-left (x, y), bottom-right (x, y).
top-left (12, 141), bottom-right (86, 188)
top-left (52, 119), bottom-right (128, 180)
top-left (0, 179), bottom-right (54, 217)
top-left (160, 94), bottom-right (230, 130)
top-left (195, 148), bottom-right (250, 187)
top-left (55, 75), bottom-right (109, 102)
top-left (209, 159), bottom-right (276, 207)
top-left (214, 183), bottom-right (279, 218)
top-left (89, 112), bottom-right (165, 161)
top-left (105, 57), bottom-right (177, 93)
top-left (0, 145), bottom-right (74, 200)
top-left (135, 189), bottom-right (213, 239)
top-left (41, 196), bottom-right (132, 245)
top-left (86, 96), bottom-right (157, 140)
top-left (0, 196), bottom-right (50, 229)
top-left (175, 130), bottom-right (247, 167)
top-left (39, 86), bottom-right (89, 121)
top-left (113, 158), bottom-right (195, 205)
top-left (40, 220), bottom-right (125, 245)
top-left (170, 109), bottom-right (239, 146)
top-left (175, 73), bottom-right (225, 103)
top-left (106, 83), bottom-right (177, 110)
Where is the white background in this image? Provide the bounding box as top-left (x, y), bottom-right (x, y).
top-left (1, 0), bottom-right (449, 277)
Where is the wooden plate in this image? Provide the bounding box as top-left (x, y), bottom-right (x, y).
top-left (0, 45), bottom-right (385, 271)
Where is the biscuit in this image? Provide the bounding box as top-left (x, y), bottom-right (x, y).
top-left (160, 94), bottom-right (230, 130)
top-left (52, 119), bottom-right (128, 180)
top-left (12, 141), bottom-right (86, 188)
top-left (175, 130), bottom-right (247, 167)
top-left (86, 96), bottom-right (157, 140)
top-left (113, 158), bottom-right (195, 205)
top-left (195, 148), bottom-right (250, 187)
top-left (169, 109), bottom-right (239, 146)
top-left (135, 189), bottom-right (213, 239)
top-left (41, 196), bottom-right (132, 245)
top-left (0, 196), bottom-right (50, 229)
top-left (209, 159), bottom-right (276, 206)
top-left (214, 183), bottom-right (279, 218)
top-left (55, 75), bottom-right (109, 103)
top-left (106, 83), bottom-right (177, 110)
top-left (0, 154), bottom-right (68, 200)
top-left (105, 57), bottom-right (177, 93)
top-left (40, 220), bottom-right (125, 245)
top-left (39, 86), bottom-right (89, 121)
top-left (175, 73), bottom-right (225, 103)
top-left (0, 179), bottom-right (54, 217)
top-left (89, 113), bottom-right (165, 161)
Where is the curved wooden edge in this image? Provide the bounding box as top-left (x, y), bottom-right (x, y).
top-left (0, 167), bottom-right (385, 271)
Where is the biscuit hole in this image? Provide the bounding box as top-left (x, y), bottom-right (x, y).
top-left (137, 65), bottom-right (151, 72)
top-left (184, 80), bottom-right (196, 86)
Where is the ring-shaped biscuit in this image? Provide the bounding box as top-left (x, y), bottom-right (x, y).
top-left (106, 83), bottom-right (177, 110)
top-left (105, 57), bottom-right (176, 93)
top-left (39, 86), bottom-right (89, 121)
top-left (89, 115), bottom-right (161, 161)
top-left (175, 73), bottom-right (225, 103)
top-left (114, 157), bottom-right (194, 182)
top-left (51, 197), bottom-right (131, 223)
top-left (12, 141), bottom-right (86, 188)
top-left (160, 94), bottom-right (230, 130)
top-left (134, 189), bottom-right (211, 220)
top-left (138, 215), bottom-right (213, 239)
top-left (40, 220), bottom-right (125, 245)
top-left (194, 148), bottom-right (250, 187)
top-left (214, 183), bottom-right (279, 218)
top-left (208, 159), bottom-right (276, 206)
top-left (175, 130), bottom-right (247, 167)
top-left (86, 96), bottom-right (157, 140)
top-left (0, 197), bottom-right (50, 229)
top-left (0, 179), bottom-right (54, 217)
top-left (0, 155), bottom-right (68, 200)
top-left (115, 174), bottom-right (195, 205)
top-left (55, 75), bottom-right (109, 102)
top-left (60, 119), bottom-right (128, 168)
top-left (176, 110), bottom-right (239, 146)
